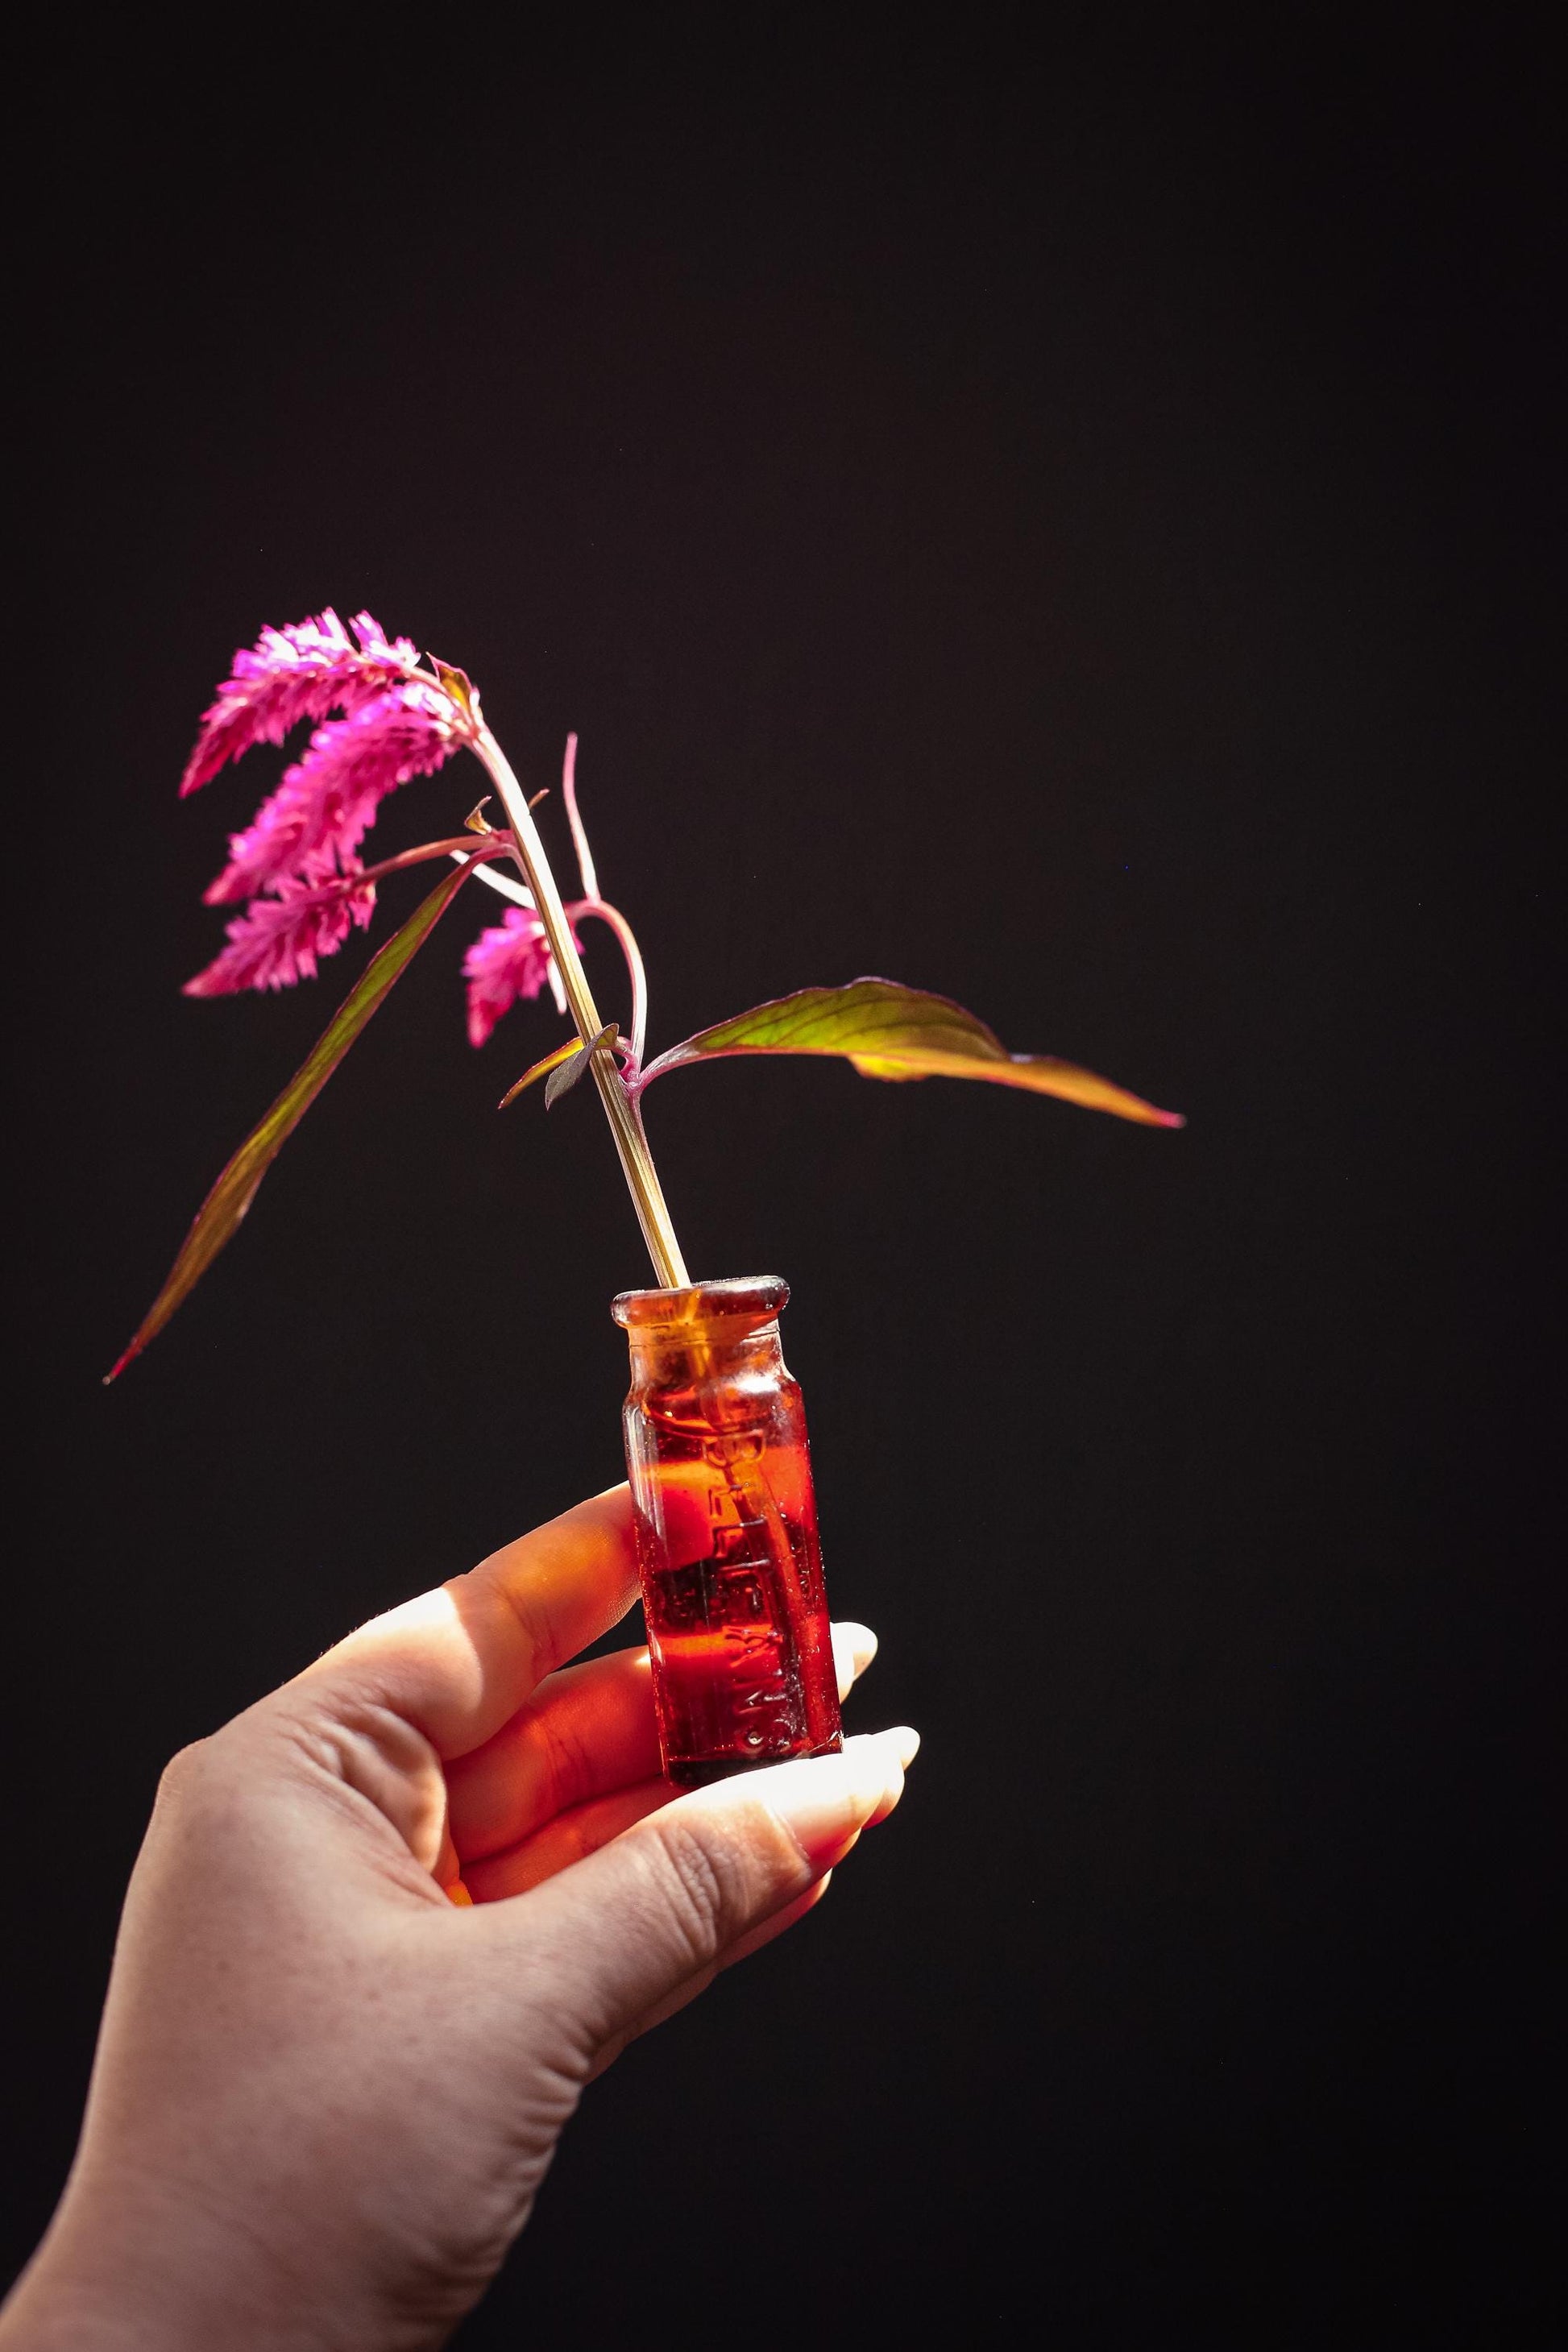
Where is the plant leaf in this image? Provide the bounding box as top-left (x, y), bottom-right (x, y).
top-left (433, 657), bottom-right (478, 724)
top-left (637, 978), bottom-right (1184, 1127)
top-left (107, 861), bottom-right (476, 1381)
top-left (544, 1023), bottom-right (619, 1109)
top-left (498, 1035), bottom-right (581, 1108)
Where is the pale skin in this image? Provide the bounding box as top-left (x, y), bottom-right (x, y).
top-left (1, 1488), bottom-right (916, 2350)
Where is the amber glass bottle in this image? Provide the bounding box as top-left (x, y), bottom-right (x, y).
top-left (612, 1276), bottom-right (844, 1786)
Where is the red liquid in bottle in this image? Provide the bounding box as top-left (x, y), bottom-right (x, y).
top-left (613, 1277), bottom-right (843, 1787)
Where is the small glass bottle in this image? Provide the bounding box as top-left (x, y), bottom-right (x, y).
top-left (612, 1276), bottom-right (844, 1787)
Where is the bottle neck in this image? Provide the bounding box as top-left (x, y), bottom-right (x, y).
top-left (625, 1318), bottom-right (784, 1390)
top-left (613, 1277), bottom-right (791, 1420)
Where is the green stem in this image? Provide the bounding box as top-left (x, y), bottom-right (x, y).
top-left (471, 724), bottom-right (691, 1288)
top-left (577, 899), bottom-right (649, 1068)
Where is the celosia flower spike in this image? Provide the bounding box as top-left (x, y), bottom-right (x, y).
top-left (205, 681), bottom-right (462, 904)
top-left (185, 874), bottom-right (379, 996)
top-left (180, 609), bottom-right (421, 798)
top-left (463, 904), bottom-right (584, 1045)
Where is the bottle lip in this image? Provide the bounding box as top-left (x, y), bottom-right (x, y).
top-left (611, 1274), bottom-right (790, 1329)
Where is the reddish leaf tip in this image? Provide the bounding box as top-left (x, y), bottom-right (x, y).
top-left (115, 860), bottom-right (475, 1373)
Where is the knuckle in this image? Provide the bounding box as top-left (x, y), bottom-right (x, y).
top-left (153, 1736), bottom-right (211, 1805)
top-left (644, 1796), bottom-right (811, 1967)
top-left (646, 1816), bottom-right (749, 1966)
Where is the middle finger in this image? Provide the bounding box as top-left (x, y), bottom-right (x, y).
top-left (448, 1620), bottom-right (879, 1862)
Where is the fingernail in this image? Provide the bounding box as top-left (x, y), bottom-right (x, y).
top-left (865, 1725), bottom-right (919, 1823)
top-left (832, 1619), bottom-right (878, 1661)
top-left (831, 1620), bottom-right (879, 1699)
top-left (769, 1735), bottom-right (909, 1869)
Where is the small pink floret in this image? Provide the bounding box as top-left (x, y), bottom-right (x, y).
top-left (185, 876), bottom-right (378, 997)
top-left (205, 682), bottom-right (459, 904)
top-left (180, 609), bottom-right (421, 798)
top-left (463, 906), bottom-right (582, 1046)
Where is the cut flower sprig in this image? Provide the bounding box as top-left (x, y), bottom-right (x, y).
top-left (460, 714), bottom-right (689, 1286)
top-left (110, 608), bottom-right (1182, 1379)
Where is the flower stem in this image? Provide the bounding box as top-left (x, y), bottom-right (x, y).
top-left (561, 733), bottom-right (599, 900)
top-left (577, 899), bottom-right (649, 1068)
top-left (471, 724), bottom-right (691, 1288)
top-left (348, 836), bottom-right (513, 892)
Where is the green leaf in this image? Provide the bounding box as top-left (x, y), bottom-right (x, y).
top-left (544, 1023), bottom-right (619, 1109)
top-left (637, 978), bottom-right (1184, 1127)
top-left (432, 657), bottom-right (478, 724)
top-left (107, 862), bottom-right (475, 1381)
top-left (498, 1035), bottom-right (581, 1108)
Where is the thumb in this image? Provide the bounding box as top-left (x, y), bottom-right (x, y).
top-left (479, 1729), bottom-right (919, 2059)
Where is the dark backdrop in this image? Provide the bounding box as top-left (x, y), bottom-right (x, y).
top-left (9, 18), bottom-right (1558, 2343)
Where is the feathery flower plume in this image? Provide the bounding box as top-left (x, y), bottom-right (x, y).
top-left (205, 681), bottom-right (463, 904)
top-left (180, 610), bottom-right (421, 799)
top-left (185, 874), bottom-right (380, 997)
top-left (463, 904), bottom-right (584, 1046)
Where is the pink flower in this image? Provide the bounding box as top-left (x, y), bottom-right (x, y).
top-left (463, 906), bottom-right (583, 1046)
top-left (180, 610), bottom-right (421, 799)
top-left (185, 874), bottom-right (378, 997)
top-left (205, 682), bottom-right (461, 905)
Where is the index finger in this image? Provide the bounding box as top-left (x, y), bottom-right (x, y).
top-left (292, 1487), bottom-right (641, 1760)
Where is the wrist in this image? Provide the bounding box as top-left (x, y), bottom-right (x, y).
top-left (2, 2168), bottom-right (407, 2352)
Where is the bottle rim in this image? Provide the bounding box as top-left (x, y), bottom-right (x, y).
top-left (611, 1274), bottom-right (789, 1329)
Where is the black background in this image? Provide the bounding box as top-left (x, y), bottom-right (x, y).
top-left (8, 16), bottom-right (1559, 2343)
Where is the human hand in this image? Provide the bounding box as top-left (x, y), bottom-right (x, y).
top-left (1, 1487), bottom-right (915, 2350)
